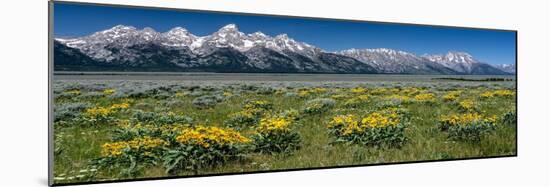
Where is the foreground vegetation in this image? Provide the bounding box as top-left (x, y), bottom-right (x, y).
top-left (53, 80), bottom-right (516, 184)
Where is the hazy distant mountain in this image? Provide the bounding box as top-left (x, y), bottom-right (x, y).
top-left (337, 48), bottom-right (457, 74)
top-left (54, 24), bottom-right (513, 75)
top-left (493, 64), bottom-right (516, 74)
top-left (423, 52), bottom-right (509, 75)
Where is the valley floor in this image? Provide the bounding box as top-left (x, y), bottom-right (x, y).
top-left (51, 75), bottom-right (516, 185)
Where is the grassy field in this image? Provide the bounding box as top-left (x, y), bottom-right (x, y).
top-left (52, 76), bottom-right (516, 184)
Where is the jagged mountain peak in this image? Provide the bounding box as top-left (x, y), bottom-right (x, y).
top-left (424, 51), bottom-right (478, 65)
top-left (96, 25), bottom-right (138, 36)
top-left (89, 25), bottom-right (140, 41)
top-left (165, 27), bottom-right (195, 37)
top-left (250, 31), bottom-right (267, 37)
top-left (211, 24), bottom-right (246, 41)
top-left (218, 23), bottom-right (239, 32)
top-left (343, 48), bottom-right (414, 56)
top-left (275, 33), bottom-right (290, 39)
top-left (168, 26), bottom-right (187, 32)
top-left (107, 25), bottom-right (137, 31)
top-left (372, 48), bottom-right (411, 55)
top-left (445, 51), bottom-right (476, 62)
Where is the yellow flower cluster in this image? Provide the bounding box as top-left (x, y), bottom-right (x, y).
top-left (244, 100), bottom-right (271, 110)
top-left (370, 88), bottom-right (389, 95)
top-left (85, 102), bottom-right (130, 118)
top-left (350, 87), bottom-right (367, 94)
top-left (85, 107), bottom-right (114, 118)
top-left (439, 113), bottom-right (497, 126)
top-left (328, 114), bottom-right (357, 129)
top-left (357, 95), bottom-right (370, 101)
top-left (480, 91), bottom-right (494, 98)
top-left (257, 117), bottom-right (293, 133)
top-left (329, 110), bottom-right (401, 135)
top-left (175, 126), bottom-right (250, 148)
top-left (443, 91), bottom-right (461, 102)
top-left (360, 111), bottom-right (400, 128)
top-left (103, 89), bottom-right (115, 95)
top-left (101, 136), bottom-right (168, 157)
top-left (493, 89), bottom-right (515, 97)
top-left (101, 142), bottom-right (126, 156)
top-left (110, 102), bottom-right (130, 110)
top-left (414, 93), bottom-right (435, 102)
top-left (481, 89), bottom-right (515, 98)
top-left (458, 100), bottom-right (475, 111)
top-left (312, 87), bottom-right (327, 93)
top-left (297, 87), bottom-right (327, 97)
top-left (298, 90), bottom-right (310, 97)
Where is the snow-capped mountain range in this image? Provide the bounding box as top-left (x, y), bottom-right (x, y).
top-left (493, 64), bottom-right (516, 74)
top-left (54, 24), bottom-right (513, 74)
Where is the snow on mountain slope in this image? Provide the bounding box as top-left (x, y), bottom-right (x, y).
top-left (54, 24), bottom-right (510, 75)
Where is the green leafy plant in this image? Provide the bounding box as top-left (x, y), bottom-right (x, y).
top-left (252, 116), bottom-right (301, 154)
top-left (93, 136), bottom-right (168, 177)
top-left (501, 111), bottom-right (517, 127)
top-left (438, 113), bottom-right (497, 142)
top-left (327, 108), bottom-right (408, 148)
top-left (162, 126), bottom-right (250, 174)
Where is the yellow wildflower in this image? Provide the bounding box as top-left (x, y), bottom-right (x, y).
top-left (84, 107), bottom-right (114, 118)
top-left (458, 100), bottom-right (475, 111)
top-left (176, 126), bottom-right (250, 148)
top-left (360, 112), bottom-right (400, 129)
top-left (103, 89), bottom-right (115, 95)
top-left (312, 87), bottom-right (327, 93)
top-left (258, 117), bottom-right (292, 133)
top-left (414, 93), bottom-right (435, 102)
top-left (101, 136), bottom-right (167, 157)
top-left (110, 102), bottom-right (130, 110)
top-left (439, 113), bottom-right (494, 126)
top-left (298, 90), bottom-right (310, 97)
top-left (351, 87), bottom-right (367, 94)
top-left (443, 91), bottom-right (461, 102)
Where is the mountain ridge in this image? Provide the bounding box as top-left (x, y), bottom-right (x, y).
top-left (54, 24), bottom-right (514, 75)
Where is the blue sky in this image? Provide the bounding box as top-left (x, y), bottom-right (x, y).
top-left (54, 2), bottom-right (516, 65)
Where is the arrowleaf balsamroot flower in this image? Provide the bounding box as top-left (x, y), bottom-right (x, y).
top-left (257, 117), bottom-right (292, 133)
top-left (175, 126), bottom-right (250, 148)
top-left (328, 108), bottom-right (407, 147)
top-left (438, 112), bottom-right (498, 142)
top-left (458, 99), bottom-right (476, 111)
top-left (101, 136), bottom-right (168, 157)
top-left (439, 112), bottom-right (496, 127)
top-left (414, 93), bottom-right (435, 102)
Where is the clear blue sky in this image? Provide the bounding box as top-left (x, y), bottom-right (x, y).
top-left (54, 2), bottom-right (516, 65)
